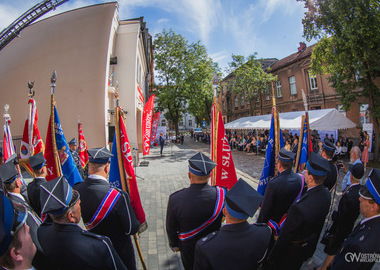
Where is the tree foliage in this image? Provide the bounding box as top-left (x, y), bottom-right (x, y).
top-left (227, 54), bottom-right (277, 114)
top-left (299, 0), bottom-right (380, 159)
top-left (153, 29), bottom-right (217, 134)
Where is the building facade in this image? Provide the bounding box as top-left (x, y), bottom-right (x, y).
top-left (0, 2), bottom-right (153, 151)
top-left (219, 43), bottom-right (370, 128)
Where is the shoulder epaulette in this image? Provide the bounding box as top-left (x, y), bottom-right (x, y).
top-left (81, 230), bottom-right (103, 240)
top-left (198, 231), bottom-right (218, 245)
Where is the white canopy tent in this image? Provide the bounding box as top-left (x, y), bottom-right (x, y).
top-left (224, 108), bottom-right (356, 131)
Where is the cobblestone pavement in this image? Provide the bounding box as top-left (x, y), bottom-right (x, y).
top-left (134, 136), bottom-right (379, 270)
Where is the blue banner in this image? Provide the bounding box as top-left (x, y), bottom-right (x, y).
top-left (53, 106), bottom-right (82, 186)
top-left (109, 133), bottom-right (122, 189)
top-left (300, 116), bottom-right (309, 166)
top-left (258, 112), bottom-right (284, 195)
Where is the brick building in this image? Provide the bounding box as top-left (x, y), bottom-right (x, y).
top-left (219, 43), bottom-right (370, 129)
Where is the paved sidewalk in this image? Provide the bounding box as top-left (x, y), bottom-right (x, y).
top-left (134, 136), bottom-right (379, 270)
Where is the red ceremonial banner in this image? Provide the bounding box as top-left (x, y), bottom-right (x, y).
top-left (20, 99), bottom-right (44, 159)
top-left (212, 106), bottom-right (237, 189)
top-left (78, 123), bottom-right (89, 169)
top-left (119, 110), bottom-right (146, 223)
top-left (150, 112), bottom-right (161, 145)
top-left (142, 94), bottom-right (155, 156)
top-left (44, 115), bottom-right (59, 180)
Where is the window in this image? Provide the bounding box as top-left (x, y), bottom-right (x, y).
top-left (241, 97), bottom-right (244, 107)
top-left (189, 120), bottom-right (192, 127)
top-left (265, 87), bottom-right (270, 100)
top-left (276, 80), bottom-right (282, 97)
top-left (179, 121), bottom-right (184, 126)
top-left (308, 71), bottom-right (318, 90)
top-left (289, 76), bottom-right (297, 95)
top-left (234, 97), bottom-right (238, 108)
top-left (360, 104), bottom-right (369, 127)
top-left (337, 105), bottom-right (346, 116)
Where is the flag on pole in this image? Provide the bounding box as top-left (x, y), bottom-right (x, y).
top-left (45, 105), bottom-right (82, 186)
top-left (3, 115), bottom-right (14, 162)
top-left (78, 123), bottom-right (89, 169)
top-left (295, 113), bottom-right (312, 172)
top-left (211, 103), bottom-right (237, 189)
top-left (142, 95), bottom-right (155, 156)
top-left (258, 108), bottom-right (284, 195)
top-left (110, 107), bottom-right (146, 224)
top-left (150, 112), bottom-right (161, 145)
top-left (20, 99), bottom-right (44, 159)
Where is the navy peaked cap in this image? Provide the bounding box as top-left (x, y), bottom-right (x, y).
top-left (69, 138), bottom-right (77, 145)
top-left (322, 138), bottom-right (336, 152)
top-left (188, 152), bottom-right (216, 176)
top-left (360, 168), bottom-right (380, 205)
top-left (278, 148), bottom-right (296, 163)
top-left (305, 152), bottom-right (330, 176)
top-left (225, 178), bottom-right (263, 219)
top-left (0, 161), bottom-right (19, 184)
top-left (88, 147), bottom-right (113, 164)
top-left (29, 152), bottom-right (46, 170)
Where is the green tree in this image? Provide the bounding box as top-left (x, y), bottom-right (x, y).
top-left (153, 29), bottom-right (217, 134)
top-left (227, 54), bottom-right (277, 115)
top-left (299, 0), bottom-right (380, 160)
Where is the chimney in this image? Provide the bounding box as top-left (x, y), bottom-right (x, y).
top-left (298, 42), bottom-right (306, 52)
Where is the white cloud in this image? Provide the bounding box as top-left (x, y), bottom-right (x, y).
top-left (210, 51), bottom-right (229, 63)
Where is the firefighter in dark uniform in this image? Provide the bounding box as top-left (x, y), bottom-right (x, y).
top-left (38, 176), bottom-right (127, 270)
top-left (194, 179), bottom-right (272, 270)
top-left (4, 154), bottom-right (28, 200)
top-left (332, 168), bottom-right (380, 270)
top-left (166, 152), bottom-right (225, 270)
top-left (266, 152), bottom-right (331, 270)
top-left (318, 163), bottom-right (364, 270)
top-left (320, 139), bottom-right (338, 191)
top-left (74, 147), bottom-right (140, 270)
top-left (69, 138), bottom-right (85, 180)
top-left (257, 148), bottom-right (304, 226)
top-left (27, 152), bottom-right (48, 217)
top-left (0, 190), bottom-right (37, 270)
top-left (0, 161), bottom-right (50, 270)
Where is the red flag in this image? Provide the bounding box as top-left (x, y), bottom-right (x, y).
top-left (142, 94), bottom-right (155, 156)
top-left (118, 108), bottom-right (146, 223)
top-left (44, 115), bottom-right (59, 180)
top-left (20, 99), bottom-right (44, 159)
top-left (213, 109), bottom-right (238, 189)
top-left (3, 117), bottom-right (15, 162)
top-left (78, 123), bottom-right (89, 169)
top-left (150, 112), bottom-right (161, 145)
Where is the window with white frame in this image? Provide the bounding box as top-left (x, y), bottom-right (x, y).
top-left (276, 80), bottom-right (282, 97)
top-left (234, 97), bottom-right (238, 108)
top-left (289, 76), bottom-right (297, 95)
top-left (189, 120), bottom-right (192, 127)
top-left (241, 96), bottom-right (244, 107)
top-left (265, 87), bottom-right (270, 100)
top-left (308, 71), bottom-right (318, 90)
top-left (360, 104), bottom-right (369, 127)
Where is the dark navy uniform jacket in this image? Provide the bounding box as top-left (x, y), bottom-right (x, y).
top-left (332, 215), bottom-right (380, 270)
top-left (324, 160), bottom-right (338, 191)
top-left (70, 149), bottom-right (85, 180)
top-left (74, 175), bottom-right (140, 270)
top-left (324, 184), bottom-right (361, 255)
top-left (194, 221), bottom-right (271, 270)
top-left (38, 222), bottom-right (127, 270)
top-left (257, 169), bottom-right (303, 224)
top-left (166, 183), bottom-right (224, 270)
top-left (27, 177), bottom-right (47, 216)
top-left (268, 184), bottom-right (331, 269)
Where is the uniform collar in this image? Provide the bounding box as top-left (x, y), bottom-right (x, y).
top-left (88, 174), bottom-right (108, 182)
top-left (8, 192), bottom-right (25, 202)
top-left (361, 214), bottom-right (380, 225)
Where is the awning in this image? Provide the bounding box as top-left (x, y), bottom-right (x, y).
top-left (224, 108), bottom-right (356, 130)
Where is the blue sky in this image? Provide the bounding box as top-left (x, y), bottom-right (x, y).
top-left (0, 0), bottom-right (313, 74)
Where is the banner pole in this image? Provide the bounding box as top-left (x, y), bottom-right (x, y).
top-left (272, 82), bottom-right (280, 177)
top-left (50, 71), bottom-right (62, 176)
top-left (294, 115), bottom-right (305, 173)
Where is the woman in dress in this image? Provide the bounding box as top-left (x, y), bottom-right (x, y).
top-left (361, 134), bottom-right (370, 170)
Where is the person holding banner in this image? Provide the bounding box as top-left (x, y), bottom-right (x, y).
top-left (74, 147), bottom-right (140, 270)
top-left (69, 138), bottom-right (85, 180)
top-left (194, 179), bottom-right (271, 270)
top-left (166, 152), bottom-right (225, 270)
top-left (320, 139), bottom-right (338, 192)
top-left (27, 152), bottom-right (48, 217)
top-left (266, 152), bottom-right (331, 270)
top-left (257, 149), bottom-right (304, 234)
